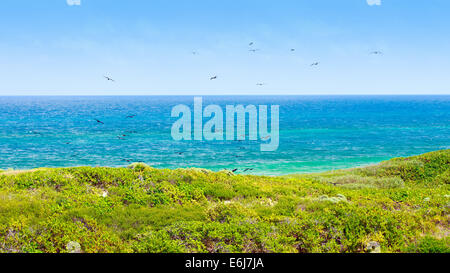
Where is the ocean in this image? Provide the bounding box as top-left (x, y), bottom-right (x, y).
top-left (0, 95), bottom-right (449, 175)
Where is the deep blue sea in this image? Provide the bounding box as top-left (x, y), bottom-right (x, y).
top-left (0, 96), bottom-right (449, 175)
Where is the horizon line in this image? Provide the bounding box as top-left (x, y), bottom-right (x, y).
top-left (0, 94), bottom-right (449, 97)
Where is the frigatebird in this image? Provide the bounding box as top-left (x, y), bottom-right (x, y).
top-left (104, 76), bottom-right (115, 82)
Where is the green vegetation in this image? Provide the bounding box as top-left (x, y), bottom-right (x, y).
top-left (0, 150), bottom-right (449, 253)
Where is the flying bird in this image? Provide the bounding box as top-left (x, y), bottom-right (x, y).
top-left (94, 119), bottom-right (104, 125)
top-left (103, 76), bottom-right (115, 82)
top-left (256, 83), bottom-right (266, 86)
top-left (232, 168), bottom-right (238, 173)
top-left (370, 51), bottom-right (383, 55)
top-left (210, 76), bottom-right (218, 80)
top-left (126, 115), bottom-right (137, 118)
top-left (290, 48), bottom-right (296, 52)
top-left (310, 62), bottom-right (320, 67)
top-left (249, 49), bottom-right (260, 53)
top-left (249, 42), bottom-right (254, 46)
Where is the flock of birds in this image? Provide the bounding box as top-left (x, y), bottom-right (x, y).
top-left (94, 42), bottom-right (384, 172)
top-left (90, 112), bottom-right (261, 172)
top-left (102, 41), bottom-right (383, 88)
top-left (90, 111), bottom-right (256, 172)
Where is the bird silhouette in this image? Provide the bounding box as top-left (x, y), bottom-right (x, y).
top-left (210, 76), bottom-right (218, 80)
top-left (232, 168), bottom-right (238, 173)
top-left (249, 42), bottom-right (254, 46)
top-left (126, 115), bottom-right (137, 118)
top-left (310, 62), bottom-right (320, 67)
top-left (94, 119), bottom-right (104, 125)
top-left (103, 76), bottom-right (115, 82)
top-left (249, 49), bottom-right (260, 53)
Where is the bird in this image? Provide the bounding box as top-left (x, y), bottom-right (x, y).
top-left (210, 76), bottom-right (218, 80)
top-left (103, 76), bottom-right (115, 82)
top-left (256, 83), bottom-right (266, 86)
top-left (249, 49), bottom-right (260, 53)
top-left (370, 51), bottom-right (383, 55)
top-left (177, 152), bottom-right (185, 155)
top-left (290, 48), bottom-right (296, 52)
top-left (310, 62), bottom-right (320, 67)
top-left (249, 42), bottom-right (254, 46)
top-left (94, 119), bottom-right (104, 124)
top-left (192, 51), bottom-right (198, 55)
top-left (243, 168), bottom-right (254, 172)
top-left (126, 115), bottom-right (137, 118)
top-left (232, 168), bottom-right (238, 173)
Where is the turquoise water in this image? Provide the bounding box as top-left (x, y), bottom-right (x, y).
top-left (0, 96), bottom-right (449, 175)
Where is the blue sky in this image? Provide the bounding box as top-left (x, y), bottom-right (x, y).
top-left (0, 0), bottom-right (449, 95)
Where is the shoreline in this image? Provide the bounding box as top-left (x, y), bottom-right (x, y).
top-left (0, 161), bottom-right (383, 177)
top-left (0, 154), bottom-right (432, 177)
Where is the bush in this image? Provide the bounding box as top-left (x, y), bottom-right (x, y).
top-left (406, 236), bottom-right (450, 253)
top-left (0, 149), bottom-right (448, 253)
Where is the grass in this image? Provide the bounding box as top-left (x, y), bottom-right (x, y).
top-left (0, 150), bottom-right (449, 253)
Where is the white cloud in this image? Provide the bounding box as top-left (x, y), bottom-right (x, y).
top-left (366, 0), bottom-right (381, 6)
top-left (67, 0), bottom-right (81, 6)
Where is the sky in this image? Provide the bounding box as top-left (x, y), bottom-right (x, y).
top-left (0, 0), bottom-right (449, 95)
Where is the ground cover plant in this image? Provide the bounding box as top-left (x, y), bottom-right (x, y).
top-left (0, 150), bottom-right (449, 253)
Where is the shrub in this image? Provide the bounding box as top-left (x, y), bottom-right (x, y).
top-left (406, 236), bottom-right (450, 253)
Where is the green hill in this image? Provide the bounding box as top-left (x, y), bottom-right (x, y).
top-left (0, 150), bottom-right (449, 253)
